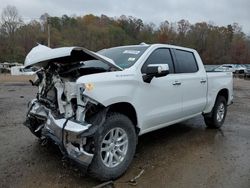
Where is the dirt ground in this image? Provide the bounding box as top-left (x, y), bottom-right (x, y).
top-left (0, 75), bottom-right (250, 188)
top-left (0, 74), bottom-right (35, 82)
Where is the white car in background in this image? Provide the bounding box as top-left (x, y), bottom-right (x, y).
top-left (11, 66), bottom-right (35, 75)
top-left (214, 65), bottom-right (234, 72)
top-left (244, 64), bottom-right (250, 77)
top-left (234, 64), bottom-right (247, 74)
top-left (215, 64), bottom-right (247, 74)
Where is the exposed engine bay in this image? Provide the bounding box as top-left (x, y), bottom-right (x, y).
top-left (24, 45), bottom-right (122, 167)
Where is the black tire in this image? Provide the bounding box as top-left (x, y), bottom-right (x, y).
top-left (25, 116), bottom-right (44, 138)
top-left (204, 96), bottom-right (227, 128)
top-left (88, 112), bottom-right (137, 181)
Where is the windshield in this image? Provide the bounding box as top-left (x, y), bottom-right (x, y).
top-left (98, 46), bottom-right (149, 69)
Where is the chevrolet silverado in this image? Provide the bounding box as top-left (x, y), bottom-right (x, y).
top-left (24, 43), bottom-right (233, 181)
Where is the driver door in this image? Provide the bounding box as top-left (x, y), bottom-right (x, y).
top-left (136, 48), bottom-right (182, 132)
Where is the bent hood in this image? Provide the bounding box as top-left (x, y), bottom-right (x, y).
top-left (24, 44), bottom-right (122, 70)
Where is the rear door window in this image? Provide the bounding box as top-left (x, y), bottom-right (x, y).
top-left (174, 49), bottom-right (198, 73)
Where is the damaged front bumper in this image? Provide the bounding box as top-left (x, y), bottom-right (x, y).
top-left (25, 99), bottom-right (94, 167)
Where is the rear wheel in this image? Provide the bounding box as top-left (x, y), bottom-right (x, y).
top-left (204, 96), bottom-right (227, 128)
top-left (88, 112), bottom-right (137, 181)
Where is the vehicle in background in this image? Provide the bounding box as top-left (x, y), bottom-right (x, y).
top-left (204, 65), bottom-right (220, 72)
top-left (244, 64), bottom-right (250, 78)
top-left (234, 64), bottom-right (247, 74)
top-left (212, 64), bottom-right (247, 74)
top-left (213, 65), bottom-right (234, 72)
top-left (0, 62), bottom-right (24, 74)
top-left (11, 66), bottom-right (35, 75)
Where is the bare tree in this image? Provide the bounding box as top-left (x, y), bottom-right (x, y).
top-left (177, 19), bottom-right (190, 35)
top-left (0, 5), bottom-right (23, 37)
top-left (158, 20), bottom-right (176, 43)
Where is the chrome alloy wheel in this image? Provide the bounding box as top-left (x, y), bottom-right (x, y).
top-left (100, 127), bottom-right (128, 168)
top-left (217, 103), bottom-right (225, 122)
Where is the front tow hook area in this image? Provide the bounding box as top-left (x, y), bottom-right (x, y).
top-left (42, 112), bottom-right (94, 168)
top-left (65, 142), bottom-right (94, 166)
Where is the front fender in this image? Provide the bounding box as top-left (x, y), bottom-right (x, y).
top-left (76, 71), bottom-right (139, 107)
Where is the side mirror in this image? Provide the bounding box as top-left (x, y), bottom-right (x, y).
top-left (143, 64), bottom-right (169, 83)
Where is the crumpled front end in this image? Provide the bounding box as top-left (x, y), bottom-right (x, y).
top-left (23, 70), bottom-right (104, 168)
top-left (25, 99), bottom-right (94, 167)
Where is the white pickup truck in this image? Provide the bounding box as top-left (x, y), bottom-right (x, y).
top-left (24, 43), bottom-right (233, 181)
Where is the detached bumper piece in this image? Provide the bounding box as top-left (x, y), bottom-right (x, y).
top-left (26, 100), bottom-right (94, 168)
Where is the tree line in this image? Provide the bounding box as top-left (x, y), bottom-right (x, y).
top-left (0, 5), bottom-right (250, 65)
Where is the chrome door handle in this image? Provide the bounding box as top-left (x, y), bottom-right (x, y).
top-left (173, 81), bottom-right (181, 86)
top-left (200, 79), bottom-right (207, 84)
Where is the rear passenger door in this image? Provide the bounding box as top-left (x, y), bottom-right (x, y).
top-left (173, 49), bottom-right (207, 117)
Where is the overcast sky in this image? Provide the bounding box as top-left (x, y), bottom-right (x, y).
top-left (0, 0), bottom-right (249, 34)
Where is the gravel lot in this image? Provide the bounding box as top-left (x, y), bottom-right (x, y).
top-left (0, 75), bottom-right (250, 188)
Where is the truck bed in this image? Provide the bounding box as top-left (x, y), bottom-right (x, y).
top-left (204, 71), bottom-right (233, 113)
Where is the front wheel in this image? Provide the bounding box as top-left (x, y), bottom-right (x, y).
top-left (88, 112), bottom-right (137, 181)
top-left (203, 96), bottom-right (227, 128)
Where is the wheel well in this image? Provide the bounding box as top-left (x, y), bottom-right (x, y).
top-left (217, 89), bottom-right (229, 103)
top-left (107, 102), bottom-right (139, 132)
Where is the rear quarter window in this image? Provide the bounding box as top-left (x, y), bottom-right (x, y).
top-left (174, 49), bottom-right (198, 73)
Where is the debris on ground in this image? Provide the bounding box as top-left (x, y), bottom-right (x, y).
top-left (93, 181), bottom-right (114, 188)
top-left (128, 169), bottom-right (145, 186)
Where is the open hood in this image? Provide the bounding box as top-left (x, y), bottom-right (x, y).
top-left (24, 44), bottom-right (122, 70)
